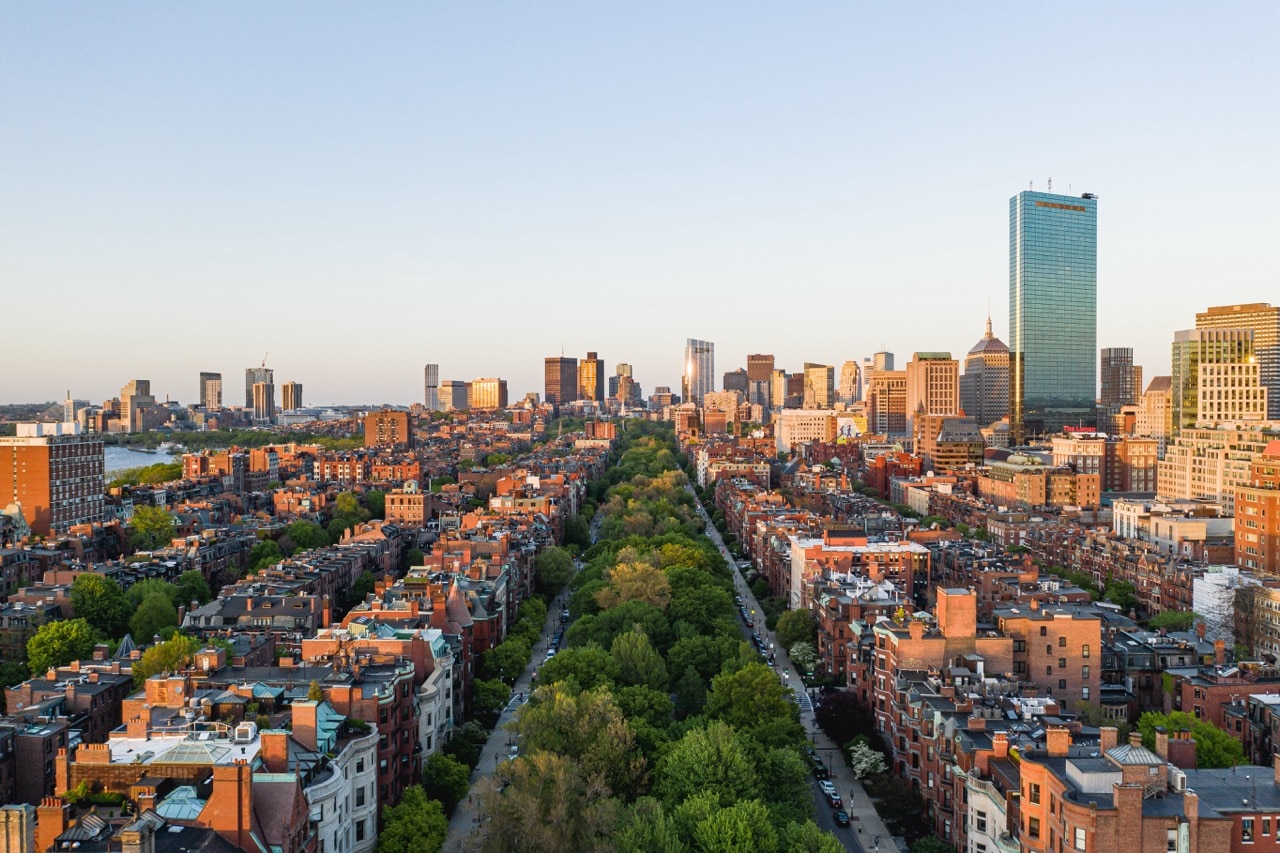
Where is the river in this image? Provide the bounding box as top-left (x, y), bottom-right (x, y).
top-left (104, 446), bottom-right (179, 475)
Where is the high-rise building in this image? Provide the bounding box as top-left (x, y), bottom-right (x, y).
top-left (199, 372), bottom-right (222, 409)
top-left (544, 357), bottom-right (579, 406)
top-left (746, 354), bottom-right (775, 384)
top-left (1158, 424), bottom-right (1277, 514)
top-left (470, 378), bottom-right (508, 410)
top-left (245, 366), bottom-right (273, 408)
top-left (682, 339), bottom-right (715, 404)
top-left (723, 368), bottom-right (749, 395)
top-left (0, 423), bottom-right (104, 536)
top-left (62, 392), bottom-right (90, 424)
top-left (867, 370), bottom-right (908, 435)
top-left (960, 317), bottom-right (1010, 429)
top-left (1171, 328), bottom-right (1268, 433)
top-left (1196, 303), bottom-right (1280, 420)
top-left (838, 361), bottom-right (861, 405)
top-left (873, 351), bottom-right (894, 372)
top-left (1099, 348), bottom-right (1141, 420)
top-left (364, 410), bottom-right (411, 448)
top-left (281, 382), bottom-right (302, 412)
top-left (802, 363), bottom-right (835, 409)
top-left (1235, 440), bottom-right (1280, 577)
top-left (770, 369), bottom-right (788, 410)
top-left (905, 352), bottom-right (959, 435)
top-left (251, 381), bottom-right (275, 423)
top-left (424, 364), bottom-right (440, 411)
top-left (579, 352), bottom-right (604, 402)
top-left (1136, 376), bottom-right (1174, 457)
top-left (439, 381), bottom-right (470, 411)
top-left (1009, 190), bottom-right (1098, 442)
top-left (120, 380), bottom-right (157, 433)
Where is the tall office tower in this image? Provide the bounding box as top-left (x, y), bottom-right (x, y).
top-left (867, 370), bottom-right (908, 435)
top-left (786, 373), bottom-right (805, 407)
top-left (245, 366), bottom-right (274, 408)
top-left (62, 392), bottom-right (90, 424)
top-left (424, 364), bottom-right (440, 411)
top-left (0, 423), bottom-right (104, 536)
top-left (682, 339), bottom-right (715, 404)
top-left (281, 381), bottom-right (302, 411)
top-left (199, 372), bottom-right (222, 409)
top-left (544, 357), bottom-right (579, 406)
top-left (579, 352), bottom-right (604, 402)
top-left (802, 363), bottom-right (835, 409)
top-left (747, 380), bottom-right (770, 408)
top-left (1009, 190), bottom-right (1098, 442)
top-left (904, 352), bottom-right (959, 435)
top-left (1136, 376), bottom-right (1174, 457)
top-left (872, 351), bottom-right (894, 372)
top-left (120, 380), bottom-right (156, 433)
top-left (440, 380), bottom-right (470, 411)
top-left (747, 354), bottom-right (775, 384)
top-left (364, 410), bottom-right (411, 448)
top-left (1099, 347), bottom-right (1142, 422)
top-left (723, 368), bottom-right (749, 395)
top-left (1196, 303), bottom-right (1280, 419)
top-left (770, 369), bottom-right (788, 409)
top-left (252, 381), bottom-right (276, 423)
top-left (838, 361), bottom-right (861, 405)
top-left (470, 378), bottom-right (508, 409)
top-left (1171, 328), bottom-right (1267, 433)
top-left (960, 317), bottom-right (1010, 428)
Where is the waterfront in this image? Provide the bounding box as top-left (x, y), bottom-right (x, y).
top-left (105, 445), bottom-right (178, 475)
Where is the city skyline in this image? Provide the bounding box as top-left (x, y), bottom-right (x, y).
top-left (3, 4), bottom-right (1278, 404)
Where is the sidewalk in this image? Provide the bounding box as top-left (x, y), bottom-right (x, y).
top-left (691, 486), bottom-right (897, 851)
top-left (443, 587), bottom-right (569, 850)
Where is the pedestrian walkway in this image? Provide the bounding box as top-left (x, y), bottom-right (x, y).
top-left (443, 586), bottom-right (570, 850)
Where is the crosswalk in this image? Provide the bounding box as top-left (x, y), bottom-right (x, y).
top-left (795, 691), bottom-right (814, 715)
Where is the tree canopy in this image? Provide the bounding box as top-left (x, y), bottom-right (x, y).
top-left (129, 505), bottom-right (177, 551)
top-left (27, 619), bottom-right (99, 674)
top-left (70, 574), bottom-right (131, 638)
top-left (1137, 710), bottom-right (1245, 768)
top-left (375, 785), bottom-right (447, 853)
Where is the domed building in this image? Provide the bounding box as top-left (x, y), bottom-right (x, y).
top-left (960, 316), bottom-right (1010, 430)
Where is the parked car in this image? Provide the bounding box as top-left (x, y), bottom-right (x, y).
top-left (827, 792), bottom-right (843, 809)
top-left (818, 780), bottom-right (836, 795)
top-left (813, 762), bottom-right (829, 780)
top-left (834, 810), bottom-right (850, 827)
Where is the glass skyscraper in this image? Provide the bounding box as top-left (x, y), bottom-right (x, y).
top-left (1009, 190), bottom-right (1098, 442)
top-left (682, 338), bottom-right (715, 404)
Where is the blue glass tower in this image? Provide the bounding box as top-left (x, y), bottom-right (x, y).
top-left (1009, 190), bottom-right (1098, 442)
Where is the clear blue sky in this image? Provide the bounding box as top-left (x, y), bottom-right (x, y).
top-left (2, 3), bottom-right (1277, 405)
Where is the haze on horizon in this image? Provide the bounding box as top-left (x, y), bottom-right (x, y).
top-left (2, 3), bottom-right (1277, 406)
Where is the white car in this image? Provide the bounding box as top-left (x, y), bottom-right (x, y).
top-left (819, 780), bottom-right (837, 796)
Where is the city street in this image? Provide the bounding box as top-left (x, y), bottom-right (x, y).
top-left (689, 484), bottom-right (897, 853)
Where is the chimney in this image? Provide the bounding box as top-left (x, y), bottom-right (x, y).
top-left (35, 797), bottom-right (69, 853)
top-left (0, 804), bottom-right (36, 853)
top-left (967, 716), bottom-right (986, 731)
top-left (992, 731), bottom-right (1009, 760)
top-left (909, 620), bottom-right (924, 641)
top-left (1045, 726), bottom-right (1071, 757)
top-left (1128, 731), bottom-right (1143, 748)
top-left (1168, 731), bottom-right (1197, 769)
top-left (1154, 726), bottom-right (1169, 760)
top-left (1100, 726), bottom-right (1118, 752)
top-left (1195, 621), bottom-right (1206, 640)
top-left (260, 730), bottom-right (290, 773)
top-left (119, 816), bottom-right (157, 853)
top-left (292, 700), bottom-right (319, 752)
top-left (92, 644), bottom-right (109, 661)
top-left (1214, 639), bottom-right (1226, 667)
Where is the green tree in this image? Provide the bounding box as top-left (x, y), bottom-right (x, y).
top-left (653, 721), bottom-right (760, 809)
top-left (780, 821), bottom-right (845, 853)
top-left (247, 540), bottom-right (283, 572)
top-left (563, 514), bottom-right (592, 550)
top-left (129, 505), bottom-right (177, 551)
top-left (692, 799), bottom-right (778, 853)
top-left (1137, 710), bottom-right (1245, 768)
top-left (27, 619), bottom-right (99, 674)
top-left (175, 570), bottom-right (212, 605)
top-left (667, 585), bottom-right (735, 636)
top-left (406, 548), bottom-right (425, 567)
top-left (611, 627), bottom-right (669, 691)
top-left (421, 752), bottom-right (470, 816)
top-left (775, 609), bottom-right (817, 651)
top-left (348, 570), bottom-right (377, 605)
top-left (132, 634), bottom-right (199, 687)
top-left (614, 797), bottom-right (687, 853)
top-left (911, 837), bottom-right (956, 853)
top-left (286, 520), bottom-right (331, 551)
top-left (536, 644), bottom-right (620, 692)
top-left (847, 740), bottom-right (887, 779)
top-left (375, 785), bottom-right (447, 853)
top-left (706, 663), bottom-right (795, 734)
top-left (363, 490), bottom-right (386, 519)
top-left (443, 720), bottom-right (489, 769)
top-left (672, 668), bottom-right (707, 719)
top-left (789, 641), bottom-right (820, 675)
top-left (467, 752), bottom-right (619, 852)
top-left (1148, 610), bottom-right (1202, 632)
top-left (308, 680), bottom-right (325, 701)
top-left (1074, 701), bottom-right (1131, 739)
top-left (70, 574), bottom-right (131, 638)
top-left (1104, 580), bottom-right (1139, 614)
top-left (511, 682), bottom-right (647, 798)
top-left (482, 637), bottom-right (532, 685)
top-left (126, 578), bottom-right (179, 609)
top-left (535, 547), bottom-right (575, 594)
top-left (473, 678), bottom-right (512, 723)
top-left (130, 592), bottom-right (180, 640)
top-left (666, 635), bottom-right (750, 686)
